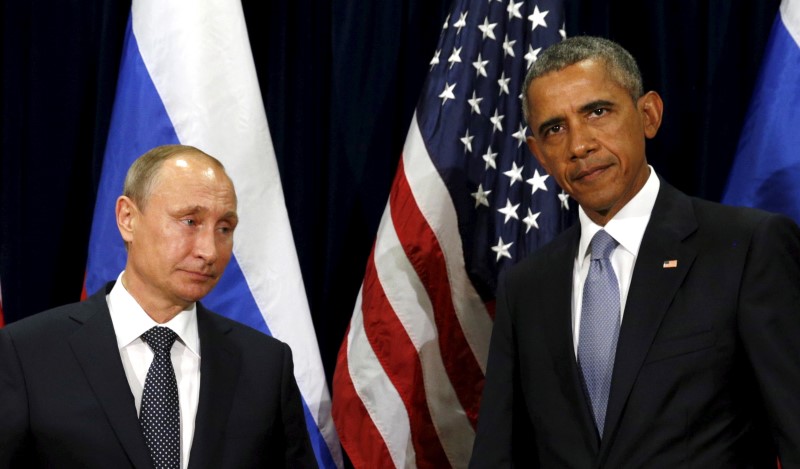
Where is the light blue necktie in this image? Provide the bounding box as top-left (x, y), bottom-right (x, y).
top-left (578, 229), bottom-right (620, 437)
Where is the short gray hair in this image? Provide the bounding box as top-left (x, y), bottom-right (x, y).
top-left (123, 144), bottom-right (225, 210)
top-left (522, 36), bottom-right (643, 122)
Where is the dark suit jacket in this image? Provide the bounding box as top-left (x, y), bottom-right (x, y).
top-left (470, 181), bottom-right (800, 468)
top-left (0, 282), bottom-right (318, 468)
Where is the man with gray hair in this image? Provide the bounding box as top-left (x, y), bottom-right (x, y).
top-left (471, 36), bottom-right (800, 467)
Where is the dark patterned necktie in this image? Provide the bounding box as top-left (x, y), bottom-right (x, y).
top-left (140, 326), bottom-right (180, 469)
top-left (578, 230), bottom-right (620, 437)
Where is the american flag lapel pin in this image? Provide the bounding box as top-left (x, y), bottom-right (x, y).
top-left (663, 259), bottom-right (678, 268)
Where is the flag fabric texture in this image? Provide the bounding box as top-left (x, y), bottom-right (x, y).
top-left (722, 0), bottom-right (800, 223)
top-left (83, 1), bottom-right (341, 467)
top-left (331, 0), bottom-right (571, 467)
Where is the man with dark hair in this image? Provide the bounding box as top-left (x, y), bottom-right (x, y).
top-left (0, 145), bottom-right (317, 468)
top-left (471, 36), bottom-right (800, 467)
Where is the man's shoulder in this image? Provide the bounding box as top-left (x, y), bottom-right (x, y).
top-left (691, 195), bottom-right (792, 228)
top-left (658, 178), bottom-right (794, 230)
top-left (2, 293), bottom-right (105, 341)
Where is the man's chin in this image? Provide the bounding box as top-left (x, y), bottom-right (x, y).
top-left (176, 284), bottom-right (217, 305)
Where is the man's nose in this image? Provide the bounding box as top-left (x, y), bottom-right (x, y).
top-left (194, 227), bottom-right (218, 263)
top-left (569, 122), bottom-right (598, 159)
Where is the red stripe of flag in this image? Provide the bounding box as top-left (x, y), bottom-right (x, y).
top-left (390, 158), bottom-right (485, 426)
top-left (331, 325), bottom-right (395, 468)
top-left (360, 242), bottom-right (450, 468)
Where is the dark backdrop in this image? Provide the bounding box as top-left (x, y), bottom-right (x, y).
top-left (0, 0), bottom-right (780, 392)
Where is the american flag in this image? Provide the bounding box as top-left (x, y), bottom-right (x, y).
top-left (331, 0), bottom-right (571, 467)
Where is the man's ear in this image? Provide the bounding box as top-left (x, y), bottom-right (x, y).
top-left (116, 196), bottom-right (138, 244)
top-left (639, 91), bottom-right (664, 139)
top-left (527, 135), bottom-right (549, 173)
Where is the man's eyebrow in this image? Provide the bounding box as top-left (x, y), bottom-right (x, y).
top-left (221, 211), bottom-right (239, 223)
top-left (578, 99), bottom-right (615, 114)
top-left (174, 205), bottom-right (207, 215)
top-left (173, 205), bottom-right (234, 216)
top-left (535, 99), bottom-right (617, 136)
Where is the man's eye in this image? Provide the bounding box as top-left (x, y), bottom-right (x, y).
top-left (545, 124), bottom-right (563, 136)
top-left (183, 219), bottom-right (196, 226)
top-left (591, 108), bottom-right (607, 117)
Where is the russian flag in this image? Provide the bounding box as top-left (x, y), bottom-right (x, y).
top-left (84, 1), bottom-right (341, 467)
top-left (722, 0), bottom-right (800, 223)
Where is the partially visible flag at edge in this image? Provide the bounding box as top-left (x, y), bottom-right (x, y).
top-left (331, 0), bottom-right (571, 467)
top-left (722, 0), bottom-right (800, 224)
top-left (83, 1), bottom-right (341, 467)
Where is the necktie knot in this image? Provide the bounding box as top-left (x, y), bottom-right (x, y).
top-left (141, 326), bottom-right (178, 353)
top-left (590, 230), bottom-right (618, 261)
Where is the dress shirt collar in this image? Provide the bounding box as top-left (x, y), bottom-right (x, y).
top-left (107, 272), bottom-right (200, 357)
top-left (577, 165), bottom-right (660, 266)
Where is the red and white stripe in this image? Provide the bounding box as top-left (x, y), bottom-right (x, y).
top-left (332, 114), bottom-right (494, 468)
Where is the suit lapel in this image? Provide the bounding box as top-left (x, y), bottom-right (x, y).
top-left (68, 285), bottom-right (154, 469)
top-left (539, 225), bottom-right (602, 453)
top-left (187, 306), bottom-right (241, 469)
top-left (600, 182), bottom-right (698, 455)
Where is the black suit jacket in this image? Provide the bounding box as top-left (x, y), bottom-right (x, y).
top-left (470, 181), bottom-right (800, 468)
top-left (0, 282), bottom-right (318, 468)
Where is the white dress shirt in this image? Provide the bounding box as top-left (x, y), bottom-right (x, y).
top-left (572, 167), bottom-right (660, 356)
top-left (107, 272), bottom-right (201, 469)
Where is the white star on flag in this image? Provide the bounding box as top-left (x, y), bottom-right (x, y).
top-left (559, 190), bottom-right (570, 209)
top-left (454, 11), bottom-right (468, 33)
top-left (528, 5), bottom-right (548, 30)
top-left (525, 45), bottom-right (542, 68)
top-left (526, 169), bottom-right (549, 194)
top-left (478, 17), bottom-right (498, 40)
top-left (473, 53), bottom-right (489, 77)
top-left (430, 49), bottom-right (441, 69)
top-left (498, 199), bottom-right (520, 223)
top-left (448, 46), bottom-right (463, 69)
top-left (492, 237), bottom-right (514, 261)
top-left (507, 1), bottom-right (523, 20)
top-left (522, 209), bottom-right (541, 233)
top-left (482, 147), bottom-right (498, 169)
top-left (490, 109), bottom-right (505, 133)
top-left (512, 123), bottom-right (527, 147)
top-left (472, 184), bottom-right (492, 208)
top-left (502, 34), bottom-right (517, 57)
top-left (503, 161), bottom-right (524, 186)
top-left (439, 82), bottom-right (456, 105)
top-left (498, 71), bottom-right (511, 95)
top-left (468, 91), bottom-right (483, 114)
top-left (461, 129), bottom-right (474, 152)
